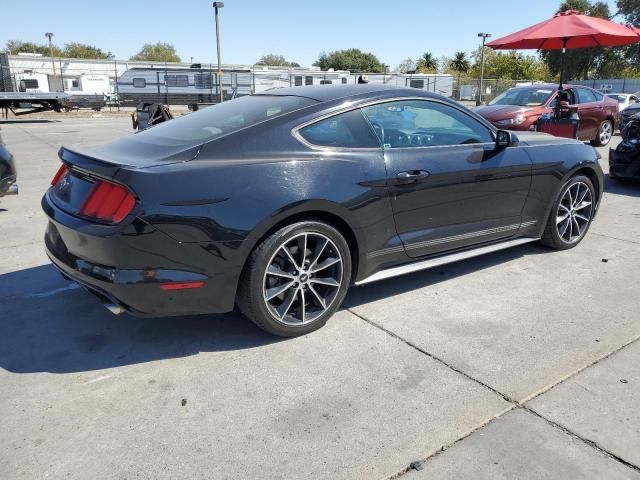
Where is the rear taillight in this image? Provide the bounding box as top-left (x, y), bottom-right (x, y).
top-left (51, 164), bottom-right (68, 186)
top-left (80, 180), bottom-right (136, 223)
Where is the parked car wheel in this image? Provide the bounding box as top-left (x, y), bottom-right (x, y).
top-left (591, 120), bottom-right (613, 147)
top-left (237, 221), bottom-right (352, 337)
top-left (541, 175), bottom-right (595, 250)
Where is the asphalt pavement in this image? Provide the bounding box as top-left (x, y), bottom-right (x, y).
top-left (1, 116), bottom-right (639, 479)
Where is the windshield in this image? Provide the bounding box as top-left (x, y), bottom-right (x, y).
top-left (488, 87), bottom-right (555, 107)
top-left (138, 94), bottom-right (318, 146)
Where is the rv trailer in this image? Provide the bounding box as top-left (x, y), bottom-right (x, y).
top-left (117, 65), bottom-right (453, 107)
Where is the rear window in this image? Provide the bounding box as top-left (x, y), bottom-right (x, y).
top-left (138, 94), bottom-right (317, 145)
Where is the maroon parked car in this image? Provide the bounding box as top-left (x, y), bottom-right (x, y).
top-left (474, 84), bottom-right (618, 146)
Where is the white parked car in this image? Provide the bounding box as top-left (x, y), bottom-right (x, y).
top-left (605, 93), bottom-right (640, 111)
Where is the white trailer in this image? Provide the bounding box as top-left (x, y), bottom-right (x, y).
top-left (14, 73), bottom-right (50, 93)
top-left (64, 74), bottom-right (111, 96)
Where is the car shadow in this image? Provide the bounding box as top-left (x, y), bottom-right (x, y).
top-left (604, 173), bottom-right (640, 198)
top-left (0, 264), bottom-right (281, 375)
top-left (0, 119), bottom-right (61, 124)
top-left (0, 242), bottom-right (548, 375)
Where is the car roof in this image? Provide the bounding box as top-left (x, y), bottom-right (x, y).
top-left (254, 84), bottom-right (439, 102)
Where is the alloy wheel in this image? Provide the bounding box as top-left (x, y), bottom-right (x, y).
top-left (556, 181), bottom-right (593, 243)
top-left (263, 232), bottom-right (343, 326)
top-left (599, 121), bottom-right (612, 145)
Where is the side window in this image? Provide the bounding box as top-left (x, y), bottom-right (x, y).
top-left (320, 79), bottom-right (332, 85)
top-left (194, 73), bottom-right (214, 89)
top-left (592, 90), bottom-right (604, 101)
top-left (298, 109), bottom-right (380, 148)
top-left (361, 100), bottom-right (493, 148)
top-left (409, 79), bottom-right (424, 89)
top-left (294, 76), bottom-right (303, 87)
top-left (577, 88), bottom-right (598, 104)
top-left (341, 77), bottom-right (348, 84)
top-left (305, 76), bottom-right (313, 86)
top-left (165, 74), bottom-right (188, 88)
top-left (22, 79), bottom-right (39, 89)
top-left (133, 78), bottom-right (146, 88)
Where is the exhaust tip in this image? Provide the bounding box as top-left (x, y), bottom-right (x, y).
top-left (5, 183), bottom-right (18, 195)
top-left (104, 302), bottom-right (125, 315)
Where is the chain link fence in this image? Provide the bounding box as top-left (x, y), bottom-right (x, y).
top-left (568, 78), bottom-right (640, 94)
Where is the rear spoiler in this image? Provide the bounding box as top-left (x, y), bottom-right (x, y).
top-left (59, 146), bottom-right (124, 180)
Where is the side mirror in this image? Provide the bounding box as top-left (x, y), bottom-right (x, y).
top-left (495, 129), bottom-right (512, 149)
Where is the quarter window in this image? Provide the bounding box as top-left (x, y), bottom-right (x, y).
top-left (361, 100), bottom-right (493, 148)
top-left (132, 78), bottom-right (146, 88)
top-left (298, 109), bottom-right (380, 148)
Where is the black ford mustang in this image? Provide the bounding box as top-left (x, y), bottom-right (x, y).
top-left (43, 85), bottom-right (604, 336)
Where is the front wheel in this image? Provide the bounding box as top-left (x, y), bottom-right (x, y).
top-left (540, 175), bottom-right (596, 250)
top-left (237, 221), bottom-right (352, 337)
top-left (591, 120), bottom-right (613, 147)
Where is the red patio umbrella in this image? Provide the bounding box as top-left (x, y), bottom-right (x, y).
top-left (487, 10), bottom-right (640, 86)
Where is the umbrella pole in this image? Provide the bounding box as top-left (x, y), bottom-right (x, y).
top-left (559, 37), bottom-right (568, 89)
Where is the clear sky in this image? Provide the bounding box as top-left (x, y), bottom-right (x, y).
top-left (1, 0), bottom-right (620, 68)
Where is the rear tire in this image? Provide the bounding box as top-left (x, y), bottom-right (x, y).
top-left (591, 120), bottom-right (613, 147)
top-left (237, 221), bottom-right (352, 337)
top-left (540, 175), bottom-right (595, 250)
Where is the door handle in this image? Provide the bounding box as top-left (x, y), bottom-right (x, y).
top-left (395, 170), bottom-right (430, 184)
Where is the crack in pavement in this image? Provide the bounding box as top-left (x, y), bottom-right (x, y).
top-left (345, 308), bottom-right (640, 478)
top-left (11, 123), bottom-right (63, 149)
top-left (591, 231), bottom-right (640, 246)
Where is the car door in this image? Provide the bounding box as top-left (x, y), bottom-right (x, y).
top-left (573, 88), bottom-right (601, 140)
top-left (361, 99), bottom-right (532, 258)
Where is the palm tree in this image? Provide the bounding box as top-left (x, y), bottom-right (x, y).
top-left (449, 51), bottom-right (471, 74)
top-left (417, 52), bottom-right (438, 73)
top-left (449, 51), bottom-right (471, 100)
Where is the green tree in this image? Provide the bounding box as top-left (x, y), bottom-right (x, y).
top-left (416, 52), bottom-right (438, 73)
top-left (617, 0), bottom-right (640, 69)
top-left (256, 54), bottom-right (299, 67)
top-left (469, 47), bottom-right (551, 80)
top-left (449, 51), bottom-right (471, 75)
top-left (394, 58), bottom-right (415, 73)
top-left (130, 43), bottom-right (181, 62)
top-left (63, 42), bottom-right (112, 59)
top-left (5, 40), bottom-right (63, 56)
top-left (314, 48), bottom-right (385, 73)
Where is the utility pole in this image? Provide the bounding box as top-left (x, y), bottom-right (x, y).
top-left (477, 33), bottom-right (491, 106)
top-left (45, 32), bottom-right (58, 91)
top-left (213, 2), bottom-right (224, 103)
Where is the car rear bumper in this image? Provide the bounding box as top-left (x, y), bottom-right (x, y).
top-left (610, 147), bottom-right (640, 179)
top-left (42, 191), bottom-right (242, 316)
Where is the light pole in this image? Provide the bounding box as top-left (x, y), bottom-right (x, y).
top-left (477, 33), bottom-right (491, 105)
top-left (45, 32), bottom-right (58, 91)
top-left (213, 2), bottom-right (224, 103)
